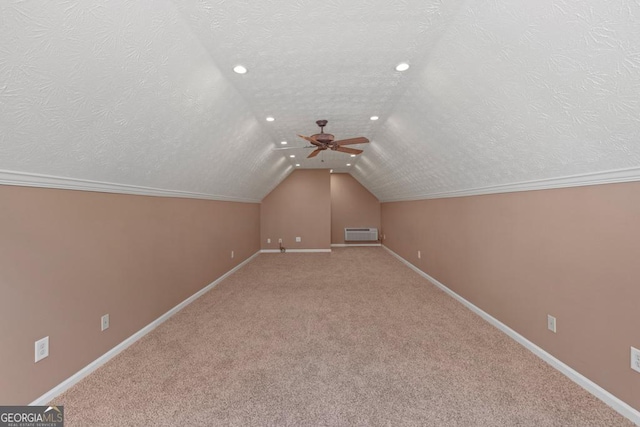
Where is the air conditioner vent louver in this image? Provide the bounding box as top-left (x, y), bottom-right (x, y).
top-left (344, 228), bottom-right (378, 242)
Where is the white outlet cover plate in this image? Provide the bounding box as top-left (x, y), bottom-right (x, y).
top-left (547, 315), bottom-right (557, 333)
top-left (296, 237), bottom-right (301, 242)
top-left (631, 346), bottom-right (640, 373)
top-left (35, 336), bottom-right (49, 363)
top-left (101, 314), bottom-right (109, 331)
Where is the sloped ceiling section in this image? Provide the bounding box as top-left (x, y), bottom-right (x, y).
top-left (171, 0), bottom-right (466, 179)
top-left (354, 0), bottom-right (640, 201)
top-left (0, 0), bottom-right (289, 202)
top-left (1, 0), bottom-right (640, 202)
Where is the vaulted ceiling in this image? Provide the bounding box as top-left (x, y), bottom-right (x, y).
top-left (2, 0), bottom-right (639, 202)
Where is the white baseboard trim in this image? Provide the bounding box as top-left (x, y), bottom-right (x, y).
top-left (382, 245), bottom-right (640, 426)
top-left (29, 251), bottom-right (260, 406)
top-left (260, 249), bottom-right (331, 253)
top-left (331, 243), bottom-right (381, 247)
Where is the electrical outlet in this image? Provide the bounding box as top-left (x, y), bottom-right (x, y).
top-left (231, 250), bottom-right (234, 259)
top-left (35, 336), bottom-right (49, 363)
top-left (418, 250), bottom-right (421, 259)
top-left (267, 238), bottom-right (271, 244)
top-left (295, 237), bottom-right (301, 242)
top-left (383, 234), bottom-right (386, 240)
top-left (101, 314), bottom-right (109, 331)
top-left (631, 347), bottom-right (640, 373)
top-left (547, 315), bottom-right (557, 333)
top-left (278, 238), bottom-right (282, 243)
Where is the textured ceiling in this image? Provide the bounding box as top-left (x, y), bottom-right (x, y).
top-left (1, 0), bottom-right (639, 201)
top-left (355, 0), bottom-right (640, 200)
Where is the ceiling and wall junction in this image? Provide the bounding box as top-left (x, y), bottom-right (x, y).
top-left (1, 0), bottom-right (639, 201)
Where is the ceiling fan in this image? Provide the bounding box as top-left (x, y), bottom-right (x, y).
top-left (298, 120), bottom-right (369, 158)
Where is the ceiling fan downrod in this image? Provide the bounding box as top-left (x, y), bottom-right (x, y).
top-left (316, 119), bottom-right (328, 134)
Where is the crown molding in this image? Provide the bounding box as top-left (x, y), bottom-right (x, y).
top-left (380, 166), bottom-right (640, 202)
top-left (0, 169), bottom-right (261, 203)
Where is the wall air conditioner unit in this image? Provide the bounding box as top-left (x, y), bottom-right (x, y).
top-left (344, 228), bottom-right (378, 242)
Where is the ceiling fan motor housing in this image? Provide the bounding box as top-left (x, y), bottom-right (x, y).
top-left (311, 133), bottom-right (335, 144)
top-left (313, 119), bottom-right (334, 144)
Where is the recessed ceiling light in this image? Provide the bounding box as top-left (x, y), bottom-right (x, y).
top-left (370, 116), bottom-right (379, 121)
top-left (346, 163), bottom-right (351, 166)
top-left (295, 163), bottom-right (300, 167)
top-left (289, 154), bottom-right (295, 158)
top-left (281, 141), bottom-right (287, 145)
top-left (233, 65), bottom-right (248, 74)
top-left (350, 154), bottom-right (356, 157)
top-left (395, 62), bottom-right (410, 72)
top-left (266, 116), bottom-right (275, 122)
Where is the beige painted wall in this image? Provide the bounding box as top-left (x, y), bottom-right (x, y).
top-left (260, 169), bottom-right (331, 250)
top-left (381, 182), bottom-right (640, 412)
top-left (0, 185), bottom-right (260, 404)
top-left (330, 174), bottom-right (380, 244)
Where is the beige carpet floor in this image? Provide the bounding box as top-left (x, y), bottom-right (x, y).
top-left (54, 248), bottom-right (633, 426)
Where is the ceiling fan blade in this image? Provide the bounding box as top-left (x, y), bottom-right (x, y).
top-left (273, 145), bottom-right (315, 150)
top-left (307, 149), bottom-right (323, 158)
top-left (333, 137), bottom-right (369, 146)
top-left (298, 134), bottom-right (322, 146)
top-left (335, 146), bottom-right (363, 155)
